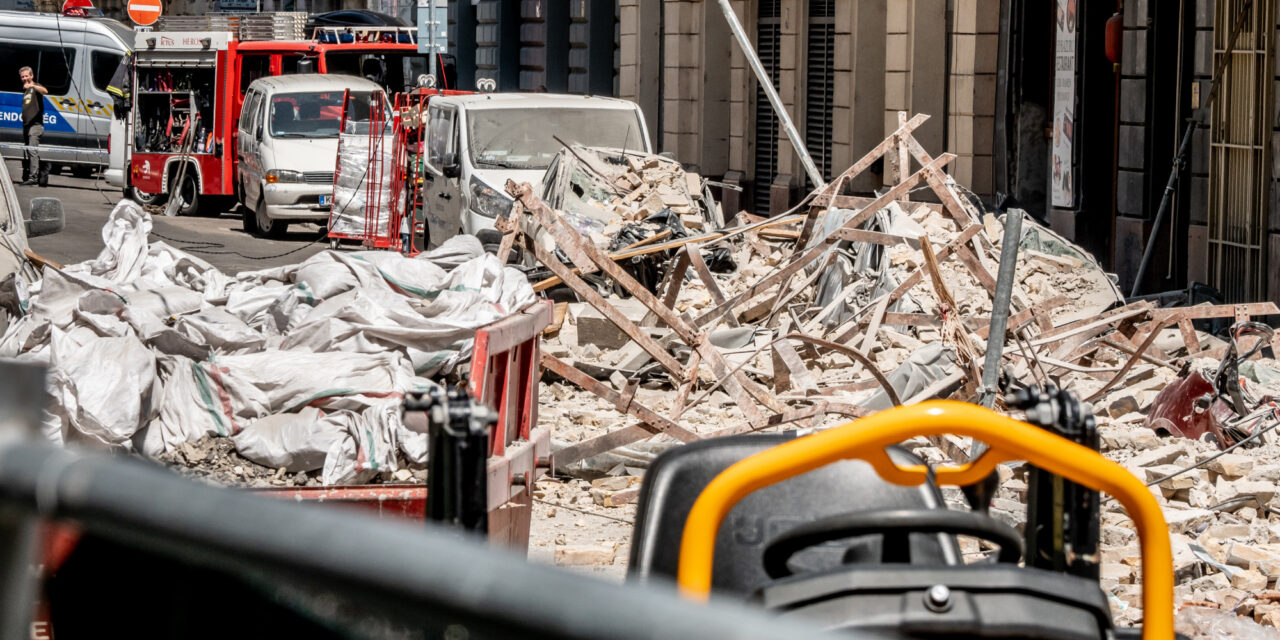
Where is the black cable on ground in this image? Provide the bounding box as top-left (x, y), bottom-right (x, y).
top-left (148, 226), bottom-right (328, 261)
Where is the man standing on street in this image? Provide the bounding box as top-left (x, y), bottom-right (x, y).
top-left (19, 66), bottom-right (49, 187)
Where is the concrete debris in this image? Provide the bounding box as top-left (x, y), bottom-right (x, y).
top-left (515, 112), bottom-right (1280, 631)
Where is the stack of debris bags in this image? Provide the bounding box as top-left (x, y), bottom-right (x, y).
top-left (512, 114), bottom-right (1280, 633)
top-left (0, 200), bottom-right (535, 486)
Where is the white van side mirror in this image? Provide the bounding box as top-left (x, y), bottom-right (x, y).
top-left (441, 152), bottom-right (460, 179)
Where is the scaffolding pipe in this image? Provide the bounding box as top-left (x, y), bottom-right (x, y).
top-left (714, 0), bottom-right (826, 191)
top-left (978, 208), bottom-right (1025, 410)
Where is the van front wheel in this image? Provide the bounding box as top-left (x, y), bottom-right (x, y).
top-left (255, 200), bottom-right (287, 239)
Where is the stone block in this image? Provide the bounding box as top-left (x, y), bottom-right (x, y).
top-left (574, 298), bottom-right (651, 350)
top-left (1233, 569), bottom-right (1270, 591)
top-left (1227, 544), bottom-right (1279, 571)
top-left (555, 545), bottom-right (617, 566)
top-left (1144, 465), bottom-right (1197, 490)
top-left (1127, 443), bottom-right (1192, 469)
top-left (1122, 29), bottom-right (1147, 76)
top-left (1121, 78), bottom-right (1147, 123)
top-left (1118, 125), bottom-right (1146, 170)
top-left (1117, 170), bottom-right (1145, 217)
top-left (1207, 453), bottom-right (1255, 478)
top-left (1164, 507), bottom-right (1214, 534)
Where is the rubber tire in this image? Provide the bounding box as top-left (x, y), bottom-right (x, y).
top-left (328, 238), bottom-right (341, 251)
top-left (255, 199), bottom-right (287, 239)
top-left (129, 185), bottom-right (166, 206)
top-left (172, 173), bottom-right (200, 217)
top-left (242, 199), bottom-right (261, 235)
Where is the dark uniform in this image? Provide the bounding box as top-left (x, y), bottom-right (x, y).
top-left (22, 84), bottom-right (47, 187)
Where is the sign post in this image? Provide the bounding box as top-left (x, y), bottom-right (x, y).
top-left (417, 0), bottom-right (446, 56)
top-left (127, 0), bottom-right (161, 26)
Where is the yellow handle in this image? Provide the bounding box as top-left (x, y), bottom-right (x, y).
top-left (676, 400), bottom-right (1172, 640)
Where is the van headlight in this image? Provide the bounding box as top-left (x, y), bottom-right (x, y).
top-left (266, 169), bottom-right (304, 184)
top-left (469, 177), bottom-right (514, 219)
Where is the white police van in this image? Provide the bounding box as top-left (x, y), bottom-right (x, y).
top-left (0, 10), bottom-right (131, 174)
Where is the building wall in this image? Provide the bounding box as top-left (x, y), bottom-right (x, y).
top-left (453, 0), bottom-right (997, 215)
top-left (947, 0), bottom-right (999, 195)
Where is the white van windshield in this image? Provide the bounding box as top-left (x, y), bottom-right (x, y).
top-left (467, 108), bottom-right (643, 170)
top-left (270, 91), bottom-right (365, 138)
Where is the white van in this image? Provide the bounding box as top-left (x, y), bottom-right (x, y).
top-left (0, 11), bottom-right (132, 173)
top-left (420, 93), bottom-right (650, 250)
top-left (235, 74), bottom-right (383, 238)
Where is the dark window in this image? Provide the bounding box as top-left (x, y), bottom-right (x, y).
top-left (0, 44), bottom-right (77, 94)
top-left (805, 0), bottom-right (836, 185)
top-left (280, 54), bottom-right (309, 75)
top-left (240, 55), bottom-right (271, 94)
top-left (753, 1), bottom-right (782, 214)
top-left (324, 52), bottom-right (426, 93)
top-left (91, 50), bottom-right (122, 93)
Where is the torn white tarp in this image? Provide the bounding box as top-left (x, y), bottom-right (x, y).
top-left (3, 200), bottom-right (536, 485)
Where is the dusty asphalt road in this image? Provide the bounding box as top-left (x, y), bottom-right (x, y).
top-left (8, 159), bottom-right (331, 273)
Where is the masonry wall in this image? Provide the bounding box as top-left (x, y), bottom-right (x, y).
top-left (947, 0), bottom-right (999, 196)
top-left (624, 0), bottom-right (999, 215)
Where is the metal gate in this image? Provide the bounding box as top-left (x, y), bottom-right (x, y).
top-left (1208, 0), bottom-right (1275, 301)
top-left (805, 0), bottom-right (836, 186)
top-left (752, 0), bottom-right (782, 214)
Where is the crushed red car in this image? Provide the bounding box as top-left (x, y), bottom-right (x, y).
top-left (1144, 323), bottom-right (1277, 449)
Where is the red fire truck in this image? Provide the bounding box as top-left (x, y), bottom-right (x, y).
top-left (121, 24), bottom-right (443, 216)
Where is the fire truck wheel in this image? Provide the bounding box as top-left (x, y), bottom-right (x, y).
top-left (173, 174), bottom-right (201, 217)
top-left (255, 200), bottom-right (288, 239)
top-left (129, 186), bottom-right (165, 206)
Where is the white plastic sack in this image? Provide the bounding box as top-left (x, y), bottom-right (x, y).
top-left (47, 328), bottom-right (159, 447)
top-left (231, 407), bottom-right (346, 472)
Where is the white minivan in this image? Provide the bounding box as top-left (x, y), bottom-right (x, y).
top-left (235, 74), bottom-right (383, 238)
top-left (420, 93), bottom-right (650, 250)
top-left (0, 11), bottom-right (132, 174)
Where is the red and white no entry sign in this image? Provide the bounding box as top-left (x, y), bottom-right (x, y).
top-left (127, 0), bottom-right (161, 26)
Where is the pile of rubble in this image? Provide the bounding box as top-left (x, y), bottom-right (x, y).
top-left (513, 113), bottom-right (1280, 633)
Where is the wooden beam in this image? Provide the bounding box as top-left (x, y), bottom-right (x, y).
top-left (541, 354), bottom-right (699, 443)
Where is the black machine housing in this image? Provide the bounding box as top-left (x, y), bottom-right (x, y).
top-left (627, 389), bottom-right (1127, 639)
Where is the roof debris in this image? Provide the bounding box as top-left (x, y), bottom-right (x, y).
top-left (514, 112), bottom-right (1280, 633)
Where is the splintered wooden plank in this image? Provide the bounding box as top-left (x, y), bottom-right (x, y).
top-left (541, 354), bottom-right (699, 443)
top-left (527, 237), bottom-right (685, 376)
top-left (512, 182), bottom-right (782, 422)
top-left (685, 244), bottom-right (738, 327)
top-left (1178, 318), bottom-right (1201, 355)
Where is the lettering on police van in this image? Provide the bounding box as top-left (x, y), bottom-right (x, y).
top-left (0, 94), bottom-right (77, 133)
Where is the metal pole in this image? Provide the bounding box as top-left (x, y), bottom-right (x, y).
top-left (713, 0), bottom-right (826, 191)
top-left (978, 208), bottom-right (1024, 409)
